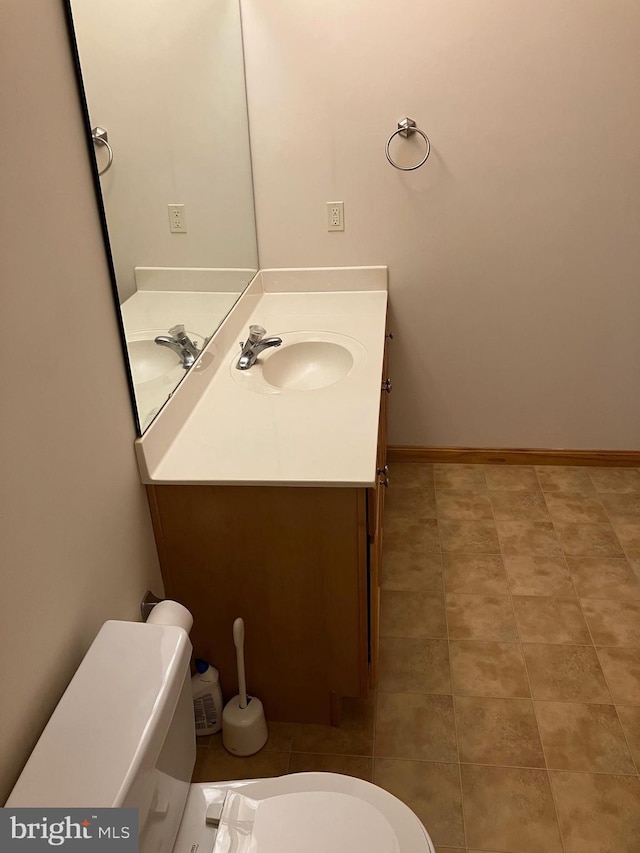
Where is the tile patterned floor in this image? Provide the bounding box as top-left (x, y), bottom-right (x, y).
top-left (193, 463), bottom-right (640, 853)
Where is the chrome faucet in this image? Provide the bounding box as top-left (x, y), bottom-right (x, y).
top-left (236, 324), bottom-right (282, 370)
top-left (155, 324), bottom-right (201, 369)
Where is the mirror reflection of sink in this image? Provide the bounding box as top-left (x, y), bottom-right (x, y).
top-left (126, 329), bottom-right (204, 387)
top-left (231, 331), bottom-right (366, 394)
top-left (126, 328), bottom-right (206, 432)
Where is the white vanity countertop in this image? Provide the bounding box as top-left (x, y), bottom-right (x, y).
top-left (136, 267), bottom-right (388, 487)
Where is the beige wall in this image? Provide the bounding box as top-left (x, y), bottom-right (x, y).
top-left (70, 0), bottom-right (257, 303)
top-left (0, 1), bottom-right (163, 803)
top-left (242, 0), bottom-right (640, 449)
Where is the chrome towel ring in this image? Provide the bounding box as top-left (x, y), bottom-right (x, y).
top-left (91, 126), bottom-right (113, 176)
top-left (385, 117), bottom-right (430, 171)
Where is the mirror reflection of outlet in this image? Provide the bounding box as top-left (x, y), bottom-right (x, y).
top-left (327, 201), bottom-right (344, 232)
top-left (168, 204), bottom-right (187, 233)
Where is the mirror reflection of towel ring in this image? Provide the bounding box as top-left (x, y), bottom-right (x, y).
top-left (385, 117), bottom-right (430, 171)
top-left (91, 126), bottom-right (113, 176)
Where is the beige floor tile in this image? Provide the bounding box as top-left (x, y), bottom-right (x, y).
top-left (535, 701), bottom-right (634, 774)
top-left (616, 705), bottom-right (640, 768)
top-left (588, 467), bottom-right (640, 494)
top-left (378, 637), bottom-right (451, 694)
top-left (496, 521), bottom-right (562, 556)
top-left (388, 462), bottom-right (435, 489)
top-left (381, 550), bottom-right (443, 593)
top-left (613, 522), bottom-right (640, 558)
top-left (484, 465), bottom-right (541, 492)
top-left (597, 647), bottom-right (640, 703)
top-left (461, 764), bottom-right (562, 853)
top-left (581, 598), bottom-right (640, 647)
top-left (544, 492), bottom-right (608, 523)
top-left (523, 644), bottom-right (611, 702)
top-left (489, 490), bottom-right (550, 521)
top-left (601, 493), bottom-right (640, 522)
top-left (385, 485), bottom-right (437, 522)
top-left (375, 693), bottom-right (457, 762)
top-left (550, 770), bottom-right (640, 853)
top-left (450, 641), bottom-right (530, 698)
top-left (291, 693), bottom-right (374, 756)
top-left (434, 463), bottom-right (486, 490)
top-left (380, 589), bottom-right (447, 638)
top-left (200, 747), bottom-right (290, 782)
top-left (455, 696), bottom-right (544, 767)
top-left (554, 522), bottom-right (624, 558)
top-left (567, 556), bottom-right (640, 599)
top-left (383, 515), bottom-right (441, 552)
top-left (436, 489), bottom-right (493, 520)
top-left (512, 595), bottom-right (591, 644)
top-left (443, 553), bottom-right (508, 594)
top-left (192, 746), bottom-right (209, 782)
top-left (288, 753), bottom-right (373, 781)
top-left (374, 759), bottom-right (465, 848)
top-left (504, 555), bottom-right (575, 596)
top-left (446, 594), bottom-right (518, 641)
top-left (439, 520), bottom-right (500, 554)
top-left (536, 466), bottom-right (597, 495)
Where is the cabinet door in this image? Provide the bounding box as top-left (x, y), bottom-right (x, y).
top-left (147, 484), bottom-right (369, 724)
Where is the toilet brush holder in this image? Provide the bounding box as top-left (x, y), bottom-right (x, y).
top-left (222, 694), bottom-right (268, 756)
top-left (222, 617), bottom-right (268, 756)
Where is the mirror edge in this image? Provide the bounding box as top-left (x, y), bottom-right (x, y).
top-left (61, 0), bottom-right (142, 436)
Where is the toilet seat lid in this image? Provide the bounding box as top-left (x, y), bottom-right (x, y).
top-left (213, 789), bottom-right (400, 853)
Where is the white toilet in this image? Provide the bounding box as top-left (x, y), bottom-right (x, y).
top-left (7, 620), bottom-right (435, 853)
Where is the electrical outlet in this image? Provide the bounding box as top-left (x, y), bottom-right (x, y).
top-left (327, 201), bottom-right (344, 232)
top-left (168, 204), bottom-right (187, 233)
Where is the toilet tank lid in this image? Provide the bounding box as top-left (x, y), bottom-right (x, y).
top-left (7, 620), bottom-right (192, 807)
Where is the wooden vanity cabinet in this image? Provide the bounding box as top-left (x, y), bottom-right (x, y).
top-left (146, 338), bottom-right (390, 725)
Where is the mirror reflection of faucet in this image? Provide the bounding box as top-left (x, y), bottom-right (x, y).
top-left (236, 324), bottom-right (282, 370)
top-left (155, 324), bottom-right (202, 369)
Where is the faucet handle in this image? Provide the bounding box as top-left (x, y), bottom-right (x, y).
top-left (168, 324), bottom-right (186, 340)
top-left (248, 324), bottom-right (266, 343)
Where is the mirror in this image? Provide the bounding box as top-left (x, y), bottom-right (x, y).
top-left (66, 0), bottom-right (258, 432)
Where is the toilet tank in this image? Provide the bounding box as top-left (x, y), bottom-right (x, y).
top-left (7, 620), bottom-right (196, 853)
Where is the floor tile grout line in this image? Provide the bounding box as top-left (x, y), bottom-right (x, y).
top-left (527, 465), bottom-right (571, 853)
top-left (371, 753), bottom-right (640, 777)
top-left (376, 685), bottom-right (638, 705)
top-left (598, 478), bottom-right (638, 574)
top-left (436, 467), bottom-right (469, 852)
top-left (384, 636), bottom-right (640, 650)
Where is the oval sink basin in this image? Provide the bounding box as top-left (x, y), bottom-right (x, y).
top-left (262, 341), bottom-right (354, 391)
top-left (231, 330), bottom-right (367, 394)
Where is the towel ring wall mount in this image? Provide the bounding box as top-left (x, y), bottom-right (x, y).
top-left (91, 126), bottom-right (113, 176)
top-left (385, 117), bottom-right (430, 171)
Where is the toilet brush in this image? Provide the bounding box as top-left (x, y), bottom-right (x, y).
top-left (222, 617), bottom-right (268, 756)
